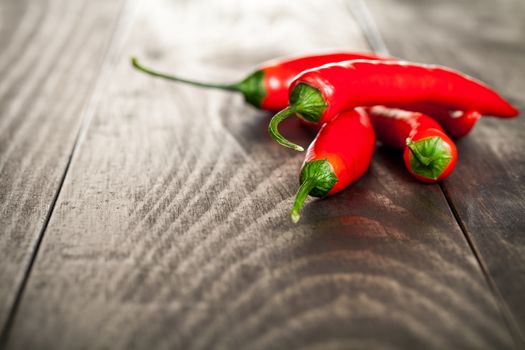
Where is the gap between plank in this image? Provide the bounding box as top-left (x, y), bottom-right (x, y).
top-left (0, 0), bottom-right (139, 347)
top-left (347, 0), bottom-right (525, 348)
top-left (440, 183), bottom-right (525, 348)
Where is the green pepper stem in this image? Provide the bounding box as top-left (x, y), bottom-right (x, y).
top-left (131, 57), bottom-right (239, 91)
top-left (268, 107), bottom-right (304, 152)
top-left (291, 179), bottom-right (317, 223)
top-left (406, 138), bottom-right (432, 166)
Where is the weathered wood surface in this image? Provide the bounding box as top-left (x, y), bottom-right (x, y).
top-left (1, 0), bottom-right (519, 349)
top-left (368, 0), bottom-right (525, 344)
top-left (0, 0), bottom-right (124, 334)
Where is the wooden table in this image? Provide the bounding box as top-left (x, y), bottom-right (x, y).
top-left (1, 0), bottom-right (524, 349)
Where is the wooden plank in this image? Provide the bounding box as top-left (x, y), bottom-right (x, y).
top-left (0, 0), bottom-right (124, 334)
top-left (4, 0), bottom-right (516, 348)
top-left (367, 0), bottom-right (525, 344)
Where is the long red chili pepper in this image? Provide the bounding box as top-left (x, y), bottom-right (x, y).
top-left (130, 52), bottom-right (391, 111)
top-left (367, 106), bottom-right (457, 182)
top-left (132, 53), bottom-right (483, 138)
top-left (291, 108), bottom-right (375, 223)
top-left (269, 60), bottom-right (518, 151)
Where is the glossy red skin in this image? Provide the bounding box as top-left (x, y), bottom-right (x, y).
top-left (304, 108), bottom-right (376, 195)
top-left (391, 102), bottom-right (481, 138)
top-left (269, 55), bottom-right (483, 136)
top-left (368, 106), bottom-right (457, 182)
top-left (259, 53), bottom-right (487, 137)
top-left (432, 110), bottom-right (480, 138)
top-left (291, 60), bottom-right (518, 125)
top-left (258, 52), bottom-right (392, 111)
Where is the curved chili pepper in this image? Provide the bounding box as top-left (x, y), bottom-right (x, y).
top-left (367, 106), bottom-right (457, 182)
top-left (291, 108), bottom-right (375, 223)
top-left (269, 60), bottom-right (518, 151)
top-left (131, 52), bottom-right (391, 111)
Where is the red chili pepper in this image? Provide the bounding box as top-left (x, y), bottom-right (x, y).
top-left (130, 52), bottom-right (391, 111)
top-left (290, 108), bottom-right (375, 223)
top-left (390, 102), bottom-right (481, 138)
top-left (269, 60), bottom-right (518, 151)
top-left (367, 106), bottom-right (457, 182)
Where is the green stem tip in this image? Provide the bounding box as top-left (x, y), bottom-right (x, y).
top-left (406, 137), bottom-right (453, 180)
top-left (130, 57), bottom-right (238, 91)
top-left (268, 83), bottom-right (327, 152)
top-left (290, 160), bottom-right (338, 223)
top-left (291, 180), bottom-right (316, 223)
top-left (268, 107), bottom-right (304, 152)
top-left (130, 57), bottom-right (266, 107)
top-left (406, 139), bottom-right (433, 166)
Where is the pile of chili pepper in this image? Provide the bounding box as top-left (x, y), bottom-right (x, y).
top-left (132, 51), bottom-right (518, 223)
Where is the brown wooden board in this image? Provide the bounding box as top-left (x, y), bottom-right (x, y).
top-left (2, 0), bottom-right (519, 348)
top-left (0, 0), bottom-right (124, 334)
top-left (367, 0), bottom-right (525, 344)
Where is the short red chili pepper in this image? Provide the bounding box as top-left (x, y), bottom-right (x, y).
top-left (291, 108), bottom-right (376, 223)
top-left (367, 106), bottom-right (457, 182)
top-left (391, 102), bottom-right (481, 138)
top-left (130, 52), bottom-right (391, 111)
top-left (269, 60), bottom-right (518, 151)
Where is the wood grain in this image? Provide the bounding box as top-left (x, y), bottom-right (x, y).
top-left (367, 0), bottom-right (525, 344)
top-left (3, 0), bottom-right (517, 349)
top-left (0, 0), bottom-right (124, 333)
